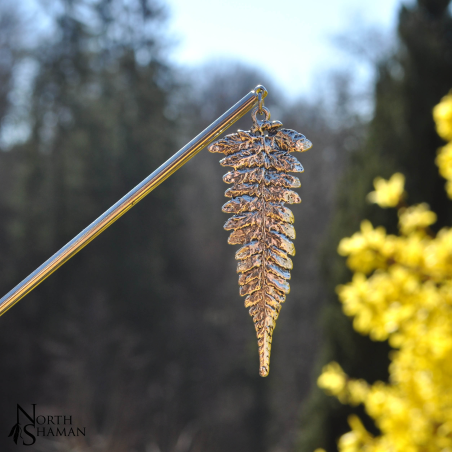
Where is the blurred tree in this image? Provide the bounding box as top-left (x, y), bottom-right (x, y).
top-left (176, 62), bottom-right (362, 452)
top-left (0, 1), bottom-right (23, 287)
top-left (0, 5), bottom-right (17, 123)
top-left (0, 0), bottom-right (184, 450)
top-left (174, 63), bottom-right (282, 452)
top-left (298, 0), bottom-right (452, 451)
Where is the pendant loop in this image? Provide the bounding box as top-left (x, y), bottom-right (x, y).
top-left (258, 91), bottom-right (264, 114)
top-left (253, 85), bottom-right (268, 99)
top-left (251, 106), bottom-right (271, 124)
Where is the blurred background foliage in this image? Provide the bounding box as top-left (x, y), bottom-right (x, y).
top-left (0, 0), bottom-right (451, 451)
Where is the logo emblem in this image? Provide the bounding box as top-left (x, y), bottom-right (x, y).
top-left (8, 404), bottom-right (36, 446)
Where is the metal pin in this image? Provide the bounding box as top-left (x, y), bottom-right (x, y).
top-left (0, 85), bottom-right (268, 317)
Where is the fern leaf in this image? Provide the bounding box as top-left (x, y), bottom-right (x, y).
top-left (209, 116), bottom-right (312, 377)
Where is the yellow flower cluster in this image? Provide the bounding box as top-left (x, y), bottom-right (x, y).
top-left (434, 93), bottom-right (452, 197)
top-left (317, 98), bottom-right (452, 452)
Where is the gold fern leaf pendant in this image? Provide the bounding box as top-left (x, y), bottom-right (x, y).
top-left (209, 100), bottom-right (313, 377)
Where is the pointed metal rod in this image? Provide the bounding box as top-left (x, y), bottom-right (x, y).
top-left (0, 85), bottom-right (268, 317)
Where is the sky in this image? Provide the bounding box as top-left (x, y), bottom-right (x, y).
top-left (165, 0), bottom-right (406, 98)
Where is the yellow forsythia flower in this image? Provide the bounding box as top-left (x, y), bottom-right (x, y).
top-left (398, 203), bottom-right (436, 235)
top-left (338, 415), bottom-right (373, 452)
top-left (435, 93), bottom-right (452, 199)
top-left (317, 362), bottom-right (346, 397)
top-left (338, 221), bottom-right (388, 274)
top-left (367, 173), bottom-right (405, 208)
top-left (436, 141), bottom-right (452, 198)
top-left (433, 92), bottom-right (452, 141)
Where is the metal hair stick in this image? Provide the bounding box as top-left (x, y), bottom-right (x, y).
top-left (0, 85), bottom-right (268, 317)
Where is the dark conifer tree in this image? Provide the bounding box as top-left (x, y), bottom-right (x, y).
top-left (0, 1), bottom-right (184, 450)
top-left (299, 1), bottom-right (452, 450)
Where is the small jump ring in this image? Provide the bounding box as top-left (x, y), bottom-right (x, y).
top-left (251, 106), bottom-right (271, 123)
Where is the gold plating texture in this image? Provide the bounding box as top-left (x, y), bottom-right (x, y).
top-left (209, 109), bottom-right (312, 377)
